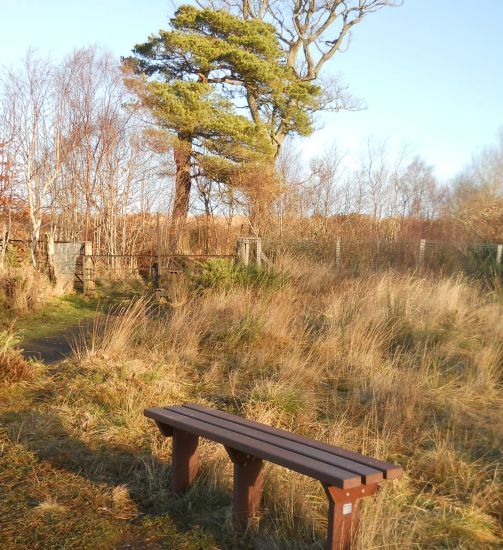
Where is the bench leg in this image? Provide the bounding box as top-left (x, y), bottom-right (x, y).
top-left (171, 428), bottom-right (199, 493)
top-left (155, 420), bottom-right (173, 437)
top-left (322, 483), bottom-right (379, 550)
top-left (226, 448), bottom-right (263, 530)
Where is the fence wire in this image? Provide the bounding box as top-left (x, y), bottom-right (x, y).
top-left (263, 239), bottom-right (503, 275)
top-left (2, 238), bottom-right (502, 284)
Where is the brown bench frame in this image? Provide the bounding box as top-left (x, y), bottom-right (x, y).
top-left (145, 404), bottom-right (402, 550)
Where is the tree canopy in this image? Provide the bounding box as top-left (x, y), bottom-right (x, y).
top-left (124, 5), bottom-right (320, 179)
top-left (124, 5), bottom-right (321, 246)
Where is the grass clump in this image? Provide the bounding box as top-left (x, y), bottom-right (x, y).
top-left (73, 296), bottom-right (151, 362)
top-left (0, 328), bottom-right (29, 383)
top-left (0, 266), bottom-right (53, 316)
top-left (195, 258), bottom-right (286, 290)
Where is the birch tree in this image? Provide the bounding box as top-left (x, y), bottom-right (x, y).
top-left (1, 52), bottom-right (74, 266)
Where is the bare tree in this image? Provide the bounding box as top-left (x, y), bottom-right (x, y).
top-left (201, 0), bottom-right (399, 79)
top-left (358, 138), bottom-right (390, 231)
top-left (272, 140), bottom-right (308, 235)
top-left (52, 48), bottom-right (165, 260)
top-left (1, 52), bottom-right (75, 266)
top-left (308, 143), bottom-right (347, 217)
top-left (448, 131), bottom-right (503, 241)
top-left (1, 47), bottom-right (166, 271)
top-left (0, 95), bottom-right (19, 270)
top-left (399, 156), bottom-right (437, 220)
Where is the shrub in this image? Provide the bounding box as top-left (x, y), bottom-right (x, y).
top-left (194, 258), bottom-right (286, 290)
top-left (0, 267), bottom-right (52, 314)
top-left (0, 328), bottom-right (29, 382)
top-left (463, 244), bottom-right (503, 283)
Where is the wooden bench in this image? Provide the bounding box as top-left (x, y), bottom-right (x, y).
top-left (145, 403), bottom-right (403, 550)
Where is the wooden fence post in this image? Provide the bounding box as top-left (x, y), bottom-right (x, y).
top-left (419, 239), bottom-right (426, 266)
top-left (236, 239), bottom-right (242, 264)
top-left (243, 239), bottom-right (250, 266)
top-left (237, 238), bottom-right (250, 266)
top-left (156, 212), bottom-right (162, 286)
top-left (0, 223), bottom-right (7, 272)
top-left (336, 238), bottom-right (341, 270)
top-left (497, 244), bottom-right (503, 265)
top-left (255, 238), bottom-right (262, 268)
top-left (83, 241), bottom-right (93, 293)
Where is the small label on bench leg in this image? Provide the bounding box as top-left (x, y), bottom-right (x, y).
top-left (342, 503), bottom-right (353, 515)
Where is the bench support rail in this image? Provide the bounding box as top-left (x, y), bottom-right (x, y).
top-left (172, 428), bottom-right (199, 493)
top-left (323, 483), bottom-right (379, 550)
top-left (226, 447), bottom-right (264, 529)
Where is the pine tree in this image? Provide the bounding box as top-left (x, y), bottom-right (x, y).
top-left (124, 6), bottom-right (320, 249)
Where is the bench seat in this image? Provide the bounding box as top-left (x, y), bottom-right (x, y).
top-left (145, 403), bottom-right (403, 549)
top-left (145, 404), bottom-right (400, 489)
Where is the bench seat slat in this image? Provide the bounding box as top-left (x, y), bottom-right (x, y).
top-left (184, 404), bottom-right (402, 480)
top-left (168, 405), bottom-right (382, 484)
top-left (145, 407), bottom-right (362, 489)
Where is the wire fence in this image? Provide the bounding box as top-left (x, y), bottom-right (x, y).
top-left (87, 253), bottom-right (234, 283)
top-left (263, 238), bottom-right (503, 276)
top-left (60, 240), bottom-right (503, 283)
top-left (3, 237), bottom-right (502, 288)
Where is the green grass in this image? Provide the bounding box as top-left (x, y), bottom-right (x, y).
top-left (13, 294), bottom-right (101, 342)
top-left (7, 281), bottom-right (146, 344)
top-left (0, 427), bottom-right (225, 550)
top-left (194, 258), bottom-right (287, 291)
top-left (0, 383), bottom-right (248, 550)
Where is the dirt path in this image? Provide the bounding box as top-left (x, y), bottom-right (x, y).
top-left (22, 318), bottom-right (98, 364)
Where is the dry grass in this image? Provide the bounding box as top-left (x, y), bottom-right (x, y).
top-left (0, 327), bottom-right (30, 382)
top-left (0, 266), bottom-right (53, 315)
top-left (0, 258), bottom-right (502, 548)
top-left (72, 296), bottom-right (151, 362)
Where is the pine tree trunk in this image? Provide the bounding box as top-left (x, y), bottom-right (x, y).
top-left (168, 138), bottom-right (192, 252)
top-left (248, 159), bottom-right (277, 236)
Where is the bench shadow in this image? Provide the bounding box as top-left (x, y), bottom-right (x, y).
top-left (1, 408), bottom-right (241, 546)
top-left (0, 409), bottom-right (322, 550)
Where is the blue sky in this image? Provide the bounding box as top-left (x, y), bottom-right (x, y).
top-left (1, 0), bottom-right (502, 180)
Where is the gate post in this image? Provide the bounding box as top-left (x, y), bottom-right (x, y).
top-left (0, 223), bottom-right (7, 272)
top-left (237, 238), bottom-right (250, 266)
top-left (83, 241), bottom-right (93, 293)
top-left (255, 238), bottom-right (262, 268)
top-left (336, 238), bottom-right (341, 270)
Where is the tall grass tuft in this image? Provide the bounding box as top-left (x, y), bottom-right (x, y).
top-left (72, 296), bottom-right (151, 361)
top-left (0, 327), bottom-right (29, 382)
top-left (0, 266), bottom-right (53, 314)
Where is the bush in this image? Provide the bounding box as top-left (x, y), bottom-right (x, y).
top-left (0, 267), bottom-right (52, 314)
top-left (0, 329), bottom-right (29, 382)
top-left (194, 258), bottom-right (286, 290)
top-left (463, 245), bottom-right (503, 282)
